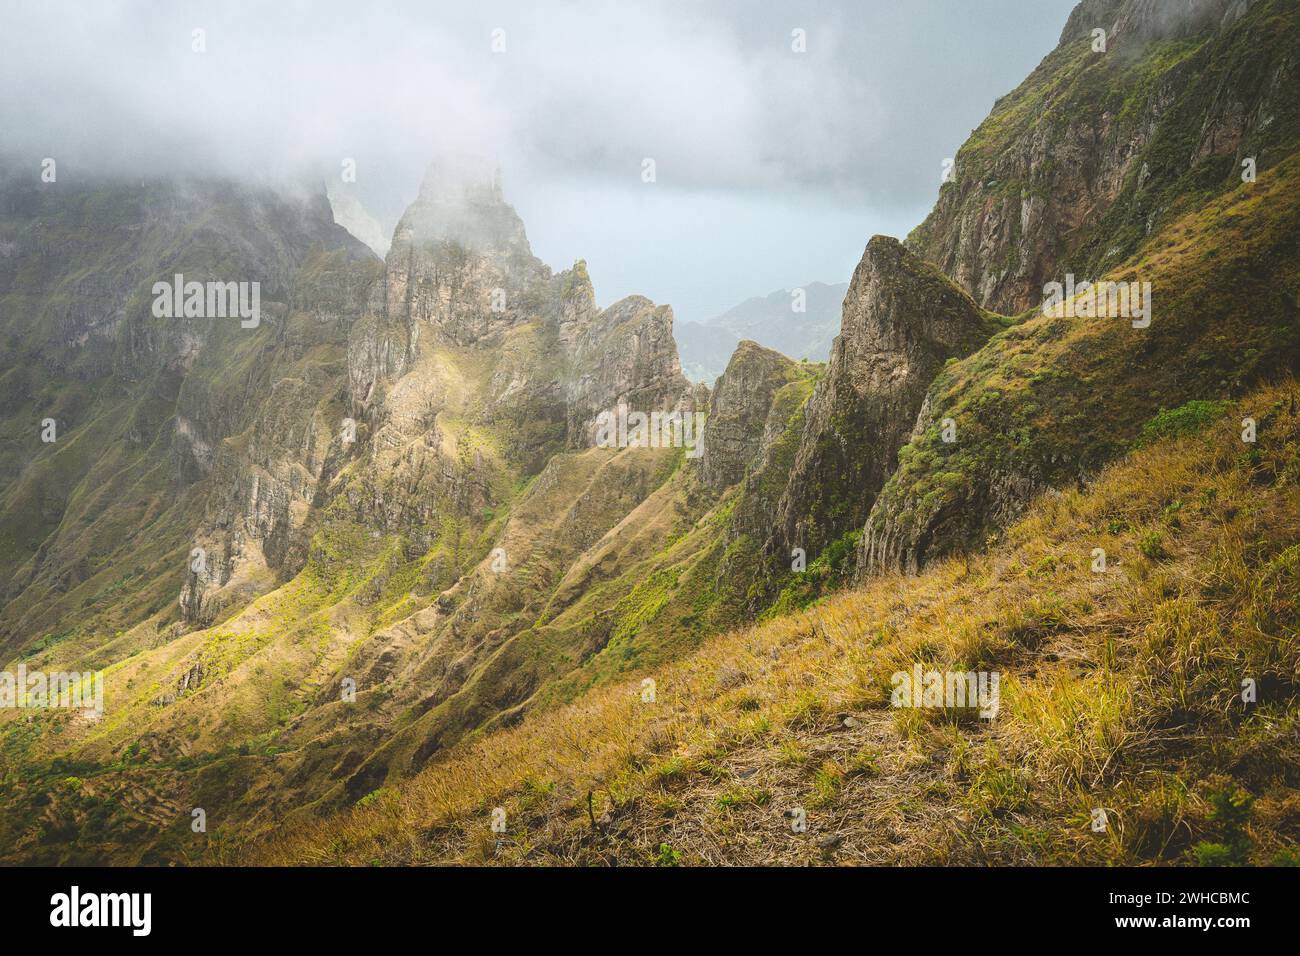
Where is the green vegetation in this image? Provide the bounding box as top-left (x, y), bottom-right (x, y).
top-left (3, 0), bottom-right (1298, 869)
top-left (871, 150), bottom-right (1300, 572)
top-left (248, 381), bottom-right (1300, 866)
top-left (1136, 399), bottom-right (1234, 447)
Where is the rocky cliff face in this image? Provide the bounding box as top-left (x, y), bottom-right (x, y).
top-left (376, 170), bottom-right (547, 350)
top-left (698, 340), bottom-right (804, 490)
top-left (181, 167), bottom-right (696, 626)
top-left (0, 159), bottom-right (720, 862)
top-left (0, 174), bottom-right (378, 650)
top-left (176, 246), bottom-right (383, 626)
top-left (221, 169), bottom-right (707, 804)
top-left (1066, 0), bottom-right (1252, 47)
top-left (907, 0), bottom-right (1297, 314)
top-left (854, 0), bottom-right (1300, 579)
top-left (8, 0), bottom-right (1300, 866)
top-left (764, 237), bottom-right (993, 566)
top-left (562, 289), bottom-right (698, 449)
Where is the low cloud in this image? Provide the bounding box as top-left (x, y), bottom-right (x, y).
top-left (0, 0), bottom-right (1076, 318)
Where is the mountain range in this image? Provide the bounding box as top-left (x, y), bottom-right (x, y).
top-left (1, 0), bottom-right (1297, 866)
top-left (676, 281), bottom-right (847, 384)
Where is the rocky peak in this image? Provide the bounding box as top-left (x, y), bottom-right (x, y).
top-left (698, 340), bottom-right (803, 490)
top-left (556, 259), bottom-right (598, 346)
top-left (378, 165), bottom-right (549, 350)
top-left (398, 161), bottom-right (533, 262)
top-left (911, 0), bottom-right (1289, 315)
top-left (563, 294), bottom-right (696, 448)
top-left (1061, 0), bottom-right (1255, 48)
top-left (765, 236), bottom-right (992, 563)
top-left (860, 0), bottom-right (1298, 581)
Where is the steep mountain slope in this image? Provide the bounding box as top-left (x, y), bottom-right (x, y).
top-left (0, 174), bottom-right (380, 665)
top-left (252, 382), bottom-right (1300, 866)
top-left (908, 0), bottom-right (1299, 313)
top-left (2, 0), bottom-right (1296, 869)
top-left (238, 0), bottom-right (1300, 866)
top-left (859, 0), bottom-right (1300, 578)
top-left (765, 237), bottom-right (999, 576)
top-left (0, 165), bottom-right (718, 862)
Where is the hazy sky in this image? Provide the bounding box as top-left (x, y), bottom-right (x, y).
top-left (0, 0), bottom-right (1077, 321)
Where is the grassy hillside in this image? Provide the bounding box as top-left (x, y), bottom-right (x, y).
top-left (908, 0), bottom-right (1300, 314)
top-left (4, 2), bottom-right (1297, 869)
top-left (247, 381), bottom-right (1299, 866)
top-left (863, 148), bottom-right (1300, 575)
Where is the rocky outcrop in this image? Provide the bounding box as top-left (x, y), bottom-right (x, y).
top-left (855, 0), bottom-right (1299, 581)
top-left (698, 341), bottom-right (803, 490)
top-left (188, 166), bottom-right (709, 797)
top-left (0, 172), bottom-right (380, 641)
top-left (377, 169), bottom-right (548, 351)
top-left (854, 389), bottom-right (1044, 578)
top-left (1062, 0), bottom-right (1253, 48)
top-left (346, 166), bottom-right (693, 447)
top-left (563, 292), bottom-right (697, 449)
top-left (907, 0), bottom-right (1294, 314)
top-left (860, 149), bottom-right (1300, 578)
top-left (174, 233), bottom-right (383, 624)
top-left (764, 236), bottom-right (993, 564)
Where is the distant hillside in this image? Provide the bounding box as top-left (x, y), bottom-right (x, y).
top-left (677, 281), bottom-right (847, 383)
top-left (674, 321), bottom-right (743, 385)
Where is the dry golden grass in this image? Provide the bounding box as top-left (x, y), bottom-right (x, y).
top-left (243, 382), bottom-right (1300, 867)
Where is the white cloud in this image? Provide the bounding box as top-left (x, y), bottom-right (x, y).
top-left (0, 0), bottom-right (1077, 319)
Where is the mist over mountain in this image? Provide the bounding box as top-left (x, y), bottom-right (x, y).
top-left (676, 281), bottom-right (846, 384)
top-left (0, 0), bottom-right (1079, 324)
top-left (327, 184), bottom-right (392, 259)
